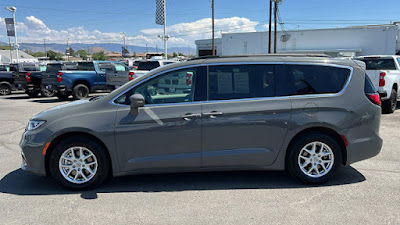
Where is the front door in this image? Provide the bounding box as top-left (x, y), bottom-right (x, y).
top-left (201, 64), bottom-right (291, 167)
top-left (113, 66), bottom-right (206, 172)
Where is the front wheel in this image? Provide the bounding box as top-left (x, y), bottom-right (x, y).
top-left (382, 89), bottom-right (397, 114)
top-left (0, 81), bottom-right (12, 95)
top-left (49, 136), bottom-right (110, 189)
top-left (287, 133), bottom-right (342, 184)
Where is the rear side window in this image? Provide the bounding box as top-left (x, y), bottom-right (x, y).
top-left (360, 59), bottom-right (396, 70)
top-left (98, 63), bottom-right (113, 72)
top-left (364, 74), bottom-right (377, 94)
top-left (137, 61), bottom-right (160, 71)
top-left (23, 65), bottom-right (37, 71)
top-left (64, 63), bottom-right (78, 70)
top-left (47, 64), bottom-right (62, 72)
top-left (77, 62), bottom-right (95, 71)
top-left (208, 64), bottom-right (275, 101)
top-left (277, 65), bottom-right (350, 96)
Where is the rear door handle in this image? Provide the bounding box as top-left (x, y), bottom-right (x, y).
top-left (202, 111), bottom-right (223, 118)
top-left (181, 113), bottom-right (202, 121)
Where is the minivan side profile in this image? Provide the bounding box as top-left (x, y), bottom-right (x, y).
top-left (19, 55), bottom-right (382, 189)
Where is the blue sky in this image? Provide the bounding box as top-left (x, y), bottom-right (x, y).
top-left (0, 0), bottom-right (399, 47)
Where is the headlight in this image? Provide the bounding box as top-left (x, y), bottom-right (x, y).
top-left (27, 120), bottom-right (46, 131)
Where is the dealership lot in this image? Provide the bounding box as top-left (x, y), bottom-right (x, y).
top-left (0, 93), bottom-right (399, 224)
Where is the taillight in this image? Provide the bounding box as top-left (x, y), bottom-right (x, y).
top-left (129, 72), bottom-right (135, 81)
top-left (379, 72), bottom-right (386, 87)
top-left (57, 72), bottom-right (63, 83)
top-left (25, 73), bottom-right (31, 82)
top-left (366, 93), bottom-right (381, 106)
top-left (186, 73), bottom-right (192, 85)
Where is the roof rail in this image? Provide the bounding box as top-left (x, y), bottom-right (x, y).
top-left (190, 53), bottom-right (331, 60)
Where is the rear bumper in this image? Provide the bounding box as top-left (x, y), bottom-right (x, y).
top-left (346, 135), bottom-right (383, 165)
top-left (41, 84), bottom-right (67, 92)
top-left (379, 92), bottom-right (388, 100)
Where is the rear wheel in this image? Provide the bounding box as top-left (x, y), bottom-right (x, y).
top-left (287, 133), bottom-right (342, 184)
top-left (382, 89), bottom-right (397, 114)
top-left (49, 136), bottom-right (110, 189)
top-left (41, 88), bottom-right (56, 97)
top-left (0, 81), bottom-right (12, 95)
top-left (72, 84), bottom-right (89, 100)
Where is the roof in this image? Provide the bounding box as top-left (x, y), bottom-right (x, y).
top-left (0, 50), bottom-right (37, 60)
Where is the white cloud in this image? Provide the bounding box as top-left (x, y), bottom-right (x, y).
top-left (0, 16), bottom-right (264, 47)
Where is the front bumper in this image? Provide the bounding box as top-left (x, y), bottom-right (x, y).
top-left (19, 131), bottom-right (48, 176)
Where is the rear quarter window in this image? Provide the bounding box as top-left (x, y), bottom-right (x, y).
top-left (277, 65), bottom-right (350, 96)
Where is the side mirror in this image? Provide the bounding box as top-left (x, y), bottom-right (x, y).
top-left (129, 94), bottom-right (145, 116)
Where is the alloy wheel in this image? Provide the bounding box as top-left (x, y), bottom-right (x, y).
top-left (59, 146), bottom-right (98, 184)
top-left (297, 141), bottom-right (334, 178)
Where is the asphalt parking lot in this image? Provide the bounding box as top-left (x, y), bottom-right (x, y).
top-left (0, 92), bottom-right (399, 225)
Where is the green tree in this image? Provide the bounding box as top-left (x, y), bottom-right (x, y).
top-left (32, 51), bottom-right (46, 57)
top-left (172, 52), bottom-right (178, 57)
top-left (133, 51), bottom-right (137, 58)
top-left (76, 49), bottom-right (88, 60)
top-left (46, 50), bottom-right (63, 61)
top-left (92, 51), bottom-right (107, 60)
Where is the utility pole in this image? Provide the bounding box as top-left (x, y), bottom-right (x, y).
top-left (274, 1), bottom-right (278, 53)
top-left (44, 39), bottom-right (47, 59)
top-left (268, 0), bottom-right (272, 53)
top-left (8, 36), bottom-right (12, 62)
top-left (212, 0), bottom-right (215, 55)
top-left (156, 45), bottom-right (158, 53)
top-left (146, 43), bottom-right (148, 55)
top-left (67, 38), bottom-right (70, 61)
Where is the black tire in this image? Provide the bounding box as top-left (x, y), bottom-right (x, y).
top-left (382, 89), bottom-right (397, 114)
top-left (72, 84), bottom-right (90, 100)
top-left (56, 92), bottom-right (70, 100)
top-left (27, 91), bottom-right (40, 98)
top-left (41, 88), bottom-right (56, 97)
top-left (287, 133), bottom-right (342, 184)
top-left (0, 81), bottom-right (12, 95)
top-left (49, 136), bottom-right (110, 190)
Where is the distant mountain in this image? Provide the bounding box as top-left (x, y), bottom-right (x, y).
top-left (18, 42), bottom-right (196, 55)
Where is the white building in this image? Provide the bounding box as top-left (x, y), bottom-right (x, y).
top-left (0, 50), bottom-right (39, 63)
top-left (195, 23), bottom-right (400, 57)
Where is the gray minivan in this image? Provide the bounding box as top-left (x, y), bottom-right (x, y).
top-left (19, 55), bottom-right (382, 189)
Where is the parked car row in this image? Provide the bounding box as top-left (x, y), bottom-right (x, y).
top-left (0, 60), bottom-right (178, 100)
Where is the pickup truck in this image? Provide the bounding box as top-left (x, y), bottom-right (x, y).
top-left (41, 61), bottom-right (130, 100)
top-left (2, 63), bottom-right (46, 97)
top-left (130, 60), bottom-right (176, 79)
top-left (355, 55), bottom-right (400, 113)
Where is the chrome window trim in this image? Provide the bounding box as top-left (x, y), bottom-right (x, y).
top-left (109, 61), bottom-right (353, 107)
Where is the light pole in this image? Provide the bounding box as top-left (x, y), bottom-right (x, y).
top-left (5, 6), bottom-right (19, 63)
top-left (120, 32), bottom-right (126, 46)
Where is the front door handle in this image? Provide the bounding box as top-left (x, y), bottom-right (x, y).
top-left (202, 111), bottom-right (223, 118)
top-left (180, 113), bottom-right (202, 121)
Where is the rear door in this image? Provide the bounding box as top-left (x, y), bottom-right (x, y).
top-left (201, 64), bottom-right (291, 167)
top-left (98, 62), bottom-right (114, 86)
